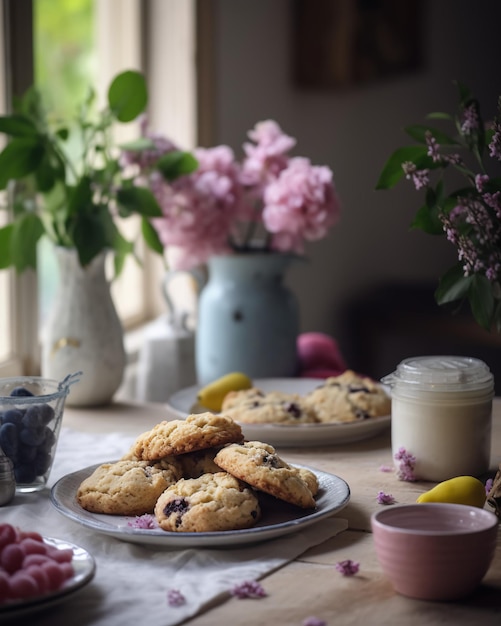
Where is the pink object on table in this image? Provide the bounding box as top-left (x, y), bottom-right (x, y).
top-left (371, 503), bottom-right (498, 601)
top-left (297, 332), bottom-right (347, 378)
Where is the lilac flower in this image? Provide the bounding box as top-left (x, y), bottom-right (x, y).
top-left (231, 580), bottom-right (267, 599)
top-left (489, 121), bottom-right (501, 160)
top-left (460, 103), bottom-right (479, 134)
top-left (167, 589), bottom-right (186, 607)
top-left (425, 132), bottom-right (441, 162)
top-left (379, 464), bottom-right (394, 473)
top-left (377, 491), bottom-right (396, 505)
top-left (401, 162), bottom-right (429, 190)
top-left (394, 447), bottom-right (416, 482)
top-left (335, 560), bottom-right (360, 576)
top-left (303, 618), bottom-right (327, 626)
top-left (486, 478), bottom-right (494, 495)
top-left (127, 514), bottom-right (158, 529)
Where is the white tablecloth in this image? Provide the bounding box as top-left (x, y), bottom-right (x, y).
top-left (2, 428), bottom-right (348, 625)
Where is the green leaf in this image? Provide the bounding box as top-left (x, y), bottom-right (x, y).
top-left (468, 274), bottom-right (494, 330)
top-left (404, 124), bottom-right (457, 145)
top-left (10, 213), bottom-right (45, 271)
top-left (141, 217), bottom-right (164, 255)
top-left (435, 263), bottom-right (473, 305)
top-left (71, 208), bottom-right (116, 267)
top-left (0, 138), bottom-right (45, 188)
top-left (375, 146), bottom-right (431, 190)
top-left (111, 230), bottom-right (135, 277)
top-left (108, 70), bottom-right (147, 123)
top-left (0, 115), bottom-right (38, 137)
top-left (0, 223), bottom-right (14, 268)
top-left (66, 177), bottom-right (93, 217)
top-left (426, 112), bottom-right (453, 121)
top-left (34, 152), bottom-right (58, 192)
top-left (411, 203), bottom-right (444, 235)
top-left (119, 137), bottom-right (156, 151)
top-left (156, 151), bottom-right (198, 181)
top-left (116, 186), bottom-right (163, 218)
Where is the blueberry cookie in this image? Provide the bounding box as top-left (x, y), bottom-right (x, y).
top-left (179, 447), bottom-right (222, 479)
top-left (304, 370), bottom-right (391, 423)
top-left (77, 458), bottom-right (182, 516)
top-left (131, 413), bottom-right (244, 461)
top-left (221, 388), bottom-right (318, 424)
top-left (214, 441), bottom-right (317, 509)
top-left (154, 471), bottom-right (261, 532)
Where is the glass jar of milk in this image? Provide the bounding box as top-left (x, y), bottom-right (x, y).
top-left (382, 356), bottom-right (494, 482)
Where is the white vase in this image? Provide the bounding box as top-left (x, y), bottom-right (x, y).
top-left (41, 248), bottom-right (126, 406)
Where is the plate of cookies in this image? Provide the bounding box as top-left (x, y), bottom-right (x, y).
top-left (50, 414), bottom-right (350, 548)
top-left (167, 370), bottom-right (391, 447)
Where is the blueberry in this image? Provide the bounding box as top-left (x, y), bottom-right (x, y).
top-left (34, 450), bottom-right (52, 476)
top-left (14, 463), bottom-right (37, 484)
top-left (164, 497), bottom-right (190, 528)
top-left (19, 426), bottom-right (46, 447)
top-left (17, 443), bottom-right (37, 463)
top-left (22, 406), bottom-right (44, 429)
top-left (40, 427), bottom-right (56, 453)
top-left (2, 409), bottom-right (24, 427)
top-left (283, 402), bottom-right (302, 419)
top-left (38, 403), bottom-right (55, 425)
top-left (0, 423), bottom-right (19, 458)
top-left (10, 386), bottom-right (34, 397)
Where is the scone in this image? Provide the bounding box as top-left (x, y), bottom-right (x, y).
top-left (77, 458), bottom-right (182, 516)
top-left (131, 413), bottom-right (244, 461)
top-left (222, 388), bottom-right (318, 424)
top-left (214, 441), bottom-right (316, 509)
top-left (154, 471), bottom-right (261, 532)
top-left (304, 370), bottom-right (391, 423)
top-left (179, 447), bottom-right (222, 479)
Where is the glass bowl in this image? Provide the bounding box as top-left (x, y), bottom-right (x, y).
top-left (0, 373), bottom-right (80, 493)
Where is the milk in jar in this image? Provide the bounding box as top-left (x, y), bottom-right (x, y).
top-left (382, 356), bottom-right (494, 482)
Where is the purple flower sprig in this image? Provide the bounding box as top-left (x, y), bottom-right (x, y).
top-left (167, 588), bottom-right (186, 607)
top-left (303, 618), bottom-right (327, 626)
top-left (231, 580), bottom-right (267, 599)
top-left (377, 491), bottom-right (396, 505)
top-left (335, 559), bottom-right (360, 576)
top-left (394, 447), bottom-right (416, 482)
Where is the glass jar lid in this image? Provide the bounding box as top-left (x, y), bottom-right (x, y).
top-left (382, 355), bottom-right (494, 392)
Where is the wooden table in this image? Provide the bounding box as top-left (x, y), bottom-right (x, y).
top-left (60, 398), bottom-right (501, 625)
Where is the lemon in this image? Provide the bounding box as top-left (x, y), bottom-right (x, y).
top-left (416, 475), bottom-right (487, 508)
top-left (197, 372), bottom-right (252, 412)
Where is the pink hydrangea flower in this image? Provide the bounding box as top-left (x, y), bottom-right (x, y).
top-left (263, 157), bottom-right (340, 253)
top-left (127, 514), bottom-right (158, 529)
top-left (127, 119), bottom-right (340, 270)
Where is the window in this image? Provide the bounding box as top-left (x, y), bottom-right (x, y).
top-left (0, 0), bottom-right (205, 381)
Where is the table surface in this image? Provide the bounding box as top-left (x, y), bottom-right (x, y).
top-left (52, 396), bottom-right (501, 625)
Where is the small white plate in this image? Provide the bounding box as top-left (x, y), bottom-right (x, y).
top-left (50, 463), bottom-right (350, 549)
top-left (167, 378), bottom-right (391, 447)
top-left (0, 537), bottom-right (96, 617)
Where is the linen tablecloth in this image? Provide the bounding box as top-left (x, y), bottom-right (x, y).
top-left (2, 428), bottom-right (348, 625)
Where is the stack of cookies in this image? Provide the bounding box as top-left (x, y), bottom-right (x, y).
top-left (76, 413), bottom-right (318, 533)
top-left (221, 370), bottom-right (391, 425)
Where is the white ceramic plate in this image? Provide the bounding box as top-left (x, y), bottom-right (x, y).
top-left (167, 378), bottom-right (391, 447)
top-left (50, 463), bottom-right (350, 548)
top-left (0, 537), bottom-right (96, 618)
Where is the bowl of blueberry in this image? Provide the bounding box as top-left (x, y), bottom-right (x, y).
top-left (0, 372), bottom-right (80, 493)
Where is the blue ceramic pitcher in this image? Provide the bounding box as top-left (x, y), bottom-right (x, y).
top-left (195, 253), bottom-right (300, 385)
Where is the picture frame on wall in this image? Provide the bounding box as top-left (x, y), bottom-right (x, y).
top-left (293, 0), bottom-right (424, 89)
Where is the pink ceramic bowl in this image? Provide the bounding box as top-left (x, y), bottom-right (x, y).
top-left (371, 503), bottom-right (499, 600)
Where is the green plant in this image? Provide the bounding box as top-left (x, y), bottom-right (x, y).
top-left (376, 82), bottom-right (501, 331)
top-left (0, 70), bottom-right (196, 275)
